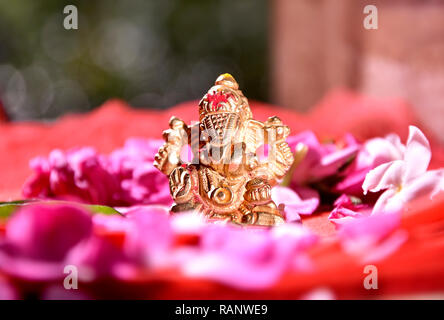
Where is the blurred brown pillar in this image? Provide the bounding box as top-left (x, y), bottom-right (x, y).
top-left (271, 0), bottom-right (361, 112)
top-left (271, 0), bottom-right (444, 141)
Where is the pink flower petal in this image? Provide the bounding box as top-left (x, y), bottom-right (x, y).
top-left (339, 212), bottom-right (400, 242)
top-left (320, 144), bottom-right (358, 168)
top-left (334, 134), bottom-right (405, 195)
top-left (271, 186), bottom-right (319, 222)
top-left (333, 168), bottom-right (370, 195)
top-left (0, 250), bottom-right (64, 281)
top-left (287, 131), bottom-right (358, 184)
top-left (398, 169), bottom-right (444, 205)
top-left (363, 135), bottom-right (404, 166)
top-left (124, 206), bottom-right (173, 265)
top-left (372, 188), bottom-right (399, 213)
top-left (328, 207), bottom-right (369, 226)
top-left (359, 230), bottom-right (408, 263)
top-left (23, 138), bottom-right (171, 206)
top-left (5, 204), bottom-right (92, 262)
top-left (92, 213), bottom-right (131, 233)
top-left (372, 170), bottom-right (444, 213)
top-left (328, 194), bottom-right (371, 225)
top-left (403, 126), bottom-right (431, 183)
top-left (339, 212), bottom-right (406, 262)
top-left (178, 223), bottom-right (317, 290)
top-left (362, 160), bottom-right (405, 194)
top-left (0, 279), bottom-right (18, 300)
top-left (66, 235), bottom-right (127, 280)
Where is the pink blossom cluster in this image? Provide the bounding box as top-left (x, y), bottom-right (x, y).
top-left (0, 203), bottom-right (318, 298)
top-left (283, 126), bottom-right (443, 224)
top-left (21, 127), bottom-right (443, 225)
top-left (22, 138), bottom-right (171, 207)
top-left (0, 201), bottom-right (410, 299)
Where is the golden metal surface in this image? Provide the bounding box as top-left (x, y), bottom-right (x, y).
top-left (154, 74), bottom-right (295, 226)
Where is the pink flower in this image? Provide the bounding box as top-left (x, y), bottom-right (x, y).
top-left (66, 235), bottom-right (128, 280)
top-left (23, 138), bottom-right (171, 207)
top-left (119, 164), bottom-right (172, 206)
top-left (0, 204), bottom-right (92, 280)
top-left (170, 211), bottom-right (207, 236)
top-left (23, 148), bottom-right (122, 205)
top-left (176, 223), bottom-right (317, 289)
top-left (123, 206), bottom-right (173, 267)
top-left (271, 186), bottom-right (319, 222)
top-left (89, 205), bottom-right (174, 277)
top-left (92, 213), bottom-right (132, 234)
top-left (363, 126), bottom-right (444, 213)
top-left (338, 212), bottom-right (407, 263)
top-left (107, 138), bottom-right (171, 206)
top-left (287, 131), bottom-right (359, 185)
top-left (0, 279), bottom-right (18, 300)
top-left (328, 194), bottom-right (371, 226)
top-left (334, 134), bottom-right (405, 195)
top-left (5, 204), bottom-right (92, 261)
top-left (107, 138), bottom-right (163, 175)
top-left (0, 203), bottom-right (169, 286)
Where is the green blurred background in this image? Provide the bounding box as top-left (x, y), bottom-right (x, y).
top-left (0, 0), bottom-right (268, 120)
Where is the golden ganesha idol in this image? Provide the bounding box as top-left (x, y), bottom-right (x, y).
top-left (154, 73), bottom-right (295, 226)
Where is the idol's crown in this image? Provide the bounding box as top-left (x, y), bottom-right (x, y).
top-left (198, 73), bottom-right (252, 121)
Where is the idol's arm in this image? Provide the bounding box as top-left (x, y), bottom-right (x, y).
top-left (249, 117), bottom-right (294, 184)
top-left (154, 116), bottom-right (189, 176)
